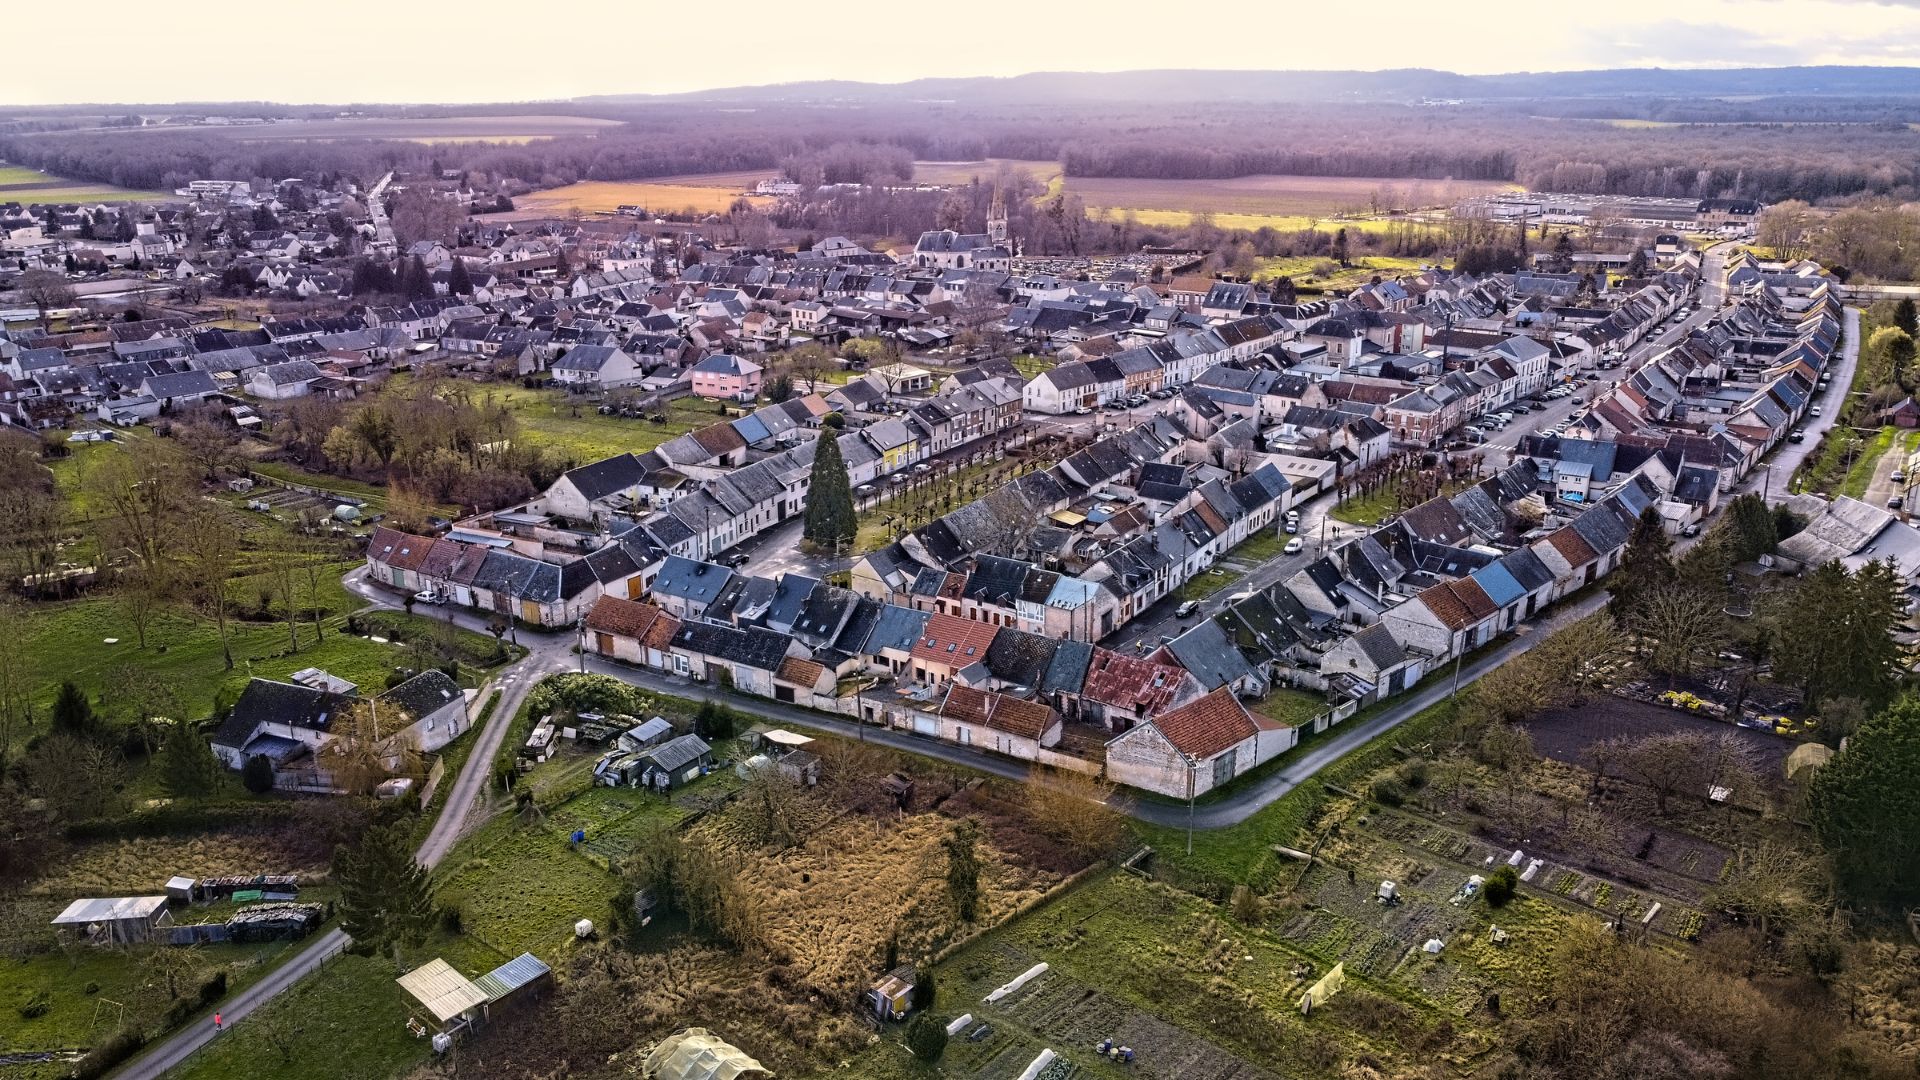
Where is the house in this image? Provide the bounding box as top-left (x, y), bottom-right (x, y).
top-left (1104, 686), bottom-right (1296, 798)
top-left (380, 669), bottom-right (470, 754)
top-left (247, 359), bottom-right (324, 400)
top-left (210, 675), bottom-right (352, 770)
top-left (908, 612), bottom-right (999, 686)
top-left (689, 354), bottom-right (763, 400)
top-left (938, 684), bottom-right (1062, 760)
top-left (583, 595), bottom-right (681, 669)
top-left (551, 345), bottom-right (642, 390)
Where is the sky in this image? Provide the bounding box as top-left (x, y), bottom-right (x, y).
top-left (8, 0), bottom-right (1920, 105)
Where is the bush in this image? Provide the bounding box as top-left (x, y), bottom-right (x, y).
top-left (19, 988), bottom-right (51, 1018)
top-left (905, 1013), bottom-right (948, 1061)
top-left (909, 971), bottom-right (935, 1011)
top-left (1484, 864), bottom-right (1519, 908)
top-left (242, 754), bottom-right (275, 794)
top-left (195, 970), bottom-right (227, 1007)
top-left (1369, 777), bottom-right (1406, 807)
top-left (69, 1027), bottom-right (146, 1080)
top-left (438, 902), bottom-right (463, 934)
top-left (1397, 759), bottom-right (1429, 789)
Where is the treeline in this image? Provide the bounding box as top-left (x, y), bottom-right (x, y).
top-left (12, 100), bottom-right (1920, 207)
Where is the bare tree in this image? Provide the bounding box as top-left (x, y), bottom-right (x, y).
top-left (178, 500), bottom-right (240, 669)
top-left (1613, 731), bottom-right (1721, 815)
top-left (1708, 841), bottom-right (1824, 937)
top-left (1630, 589), bottom-right (1728, 685)
top-left (17, 270), bottom-right (75, 330)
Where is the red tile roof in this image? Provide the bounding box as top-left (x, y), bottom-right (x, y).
top-left (1153, 687), bottom-right (1258, 759)
top-left (776, 655), bottom-right (827, 688)
top-left (586, 595), bottom-right (669, 641)
top-left (1416, 581), bottom-right (1473, 631)
top-left (941, 685), bottom-right (1056, 740)
top-left (368, 527), bottom-right (432, 573)
top-left (1449, 577), bottom-right (1497, 621)
top-left (910, 612), bottom-right (1000, 666)
top-left (1544, 526), bottom-right (1599, 567)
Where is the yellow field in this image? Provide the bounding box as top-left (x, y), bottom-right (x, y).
top-left (515, 180), bottom-right (756, 216)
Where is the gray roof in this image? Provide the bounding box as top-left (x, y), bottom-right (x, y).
top-left (643, 733), bottom-right (712, 773)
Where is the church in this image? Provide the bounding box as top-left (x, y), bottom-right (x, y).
top-left (909, 184), bottom-right (1014, 271)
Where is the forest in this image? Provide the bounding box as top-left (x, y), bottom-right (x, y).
top-left (7, 96), bottom-right (1920, 205)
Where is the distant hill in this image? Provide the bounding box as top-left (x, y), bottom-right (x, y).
top-left (579, 66), bottom-right (1920, 106)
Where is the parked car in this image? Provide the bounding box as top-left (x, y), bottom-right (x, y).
top-left (1788, 430), bottom-right (1805, 443)
top-left (1810, 405), bottom-right (1822, 417)
top-left (1894, 471), bottom-right (1907, 483)
top-left (413, 590), bottom-right (442, 605)
top-left (1682, 523), bottom-right (1701, 537)
top-left (1174, 600), bottom-right (1199, 618)
top-left (1283, 538), bottom-right (1305, 555)
top-left (1892, 496), bottom-right (1905, 510)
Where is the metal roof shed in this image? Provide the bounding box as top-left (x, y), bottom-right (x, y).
top-left (398, 959), bottom-right (489, 1027)
top-left (474, 952), bottom-right (552, 1006)
top-left (51, 896), bottom-right (172, 944)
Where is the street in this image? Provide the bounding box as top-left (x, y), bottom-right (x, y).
top-left (120, 571), bottom-right (578, 1080)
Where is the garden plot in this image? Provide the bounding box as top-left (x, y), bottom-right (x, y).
top-left (988, 963), bottom-right (1282, 1080)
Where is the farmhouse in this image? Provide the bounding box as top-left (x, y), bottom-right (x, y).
top-left (1104, 687), bottom-right (1296, 798)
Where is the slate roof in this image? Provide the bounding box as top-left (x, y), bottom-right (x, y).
top-left (379, 669), bottom-right (462, 720)
top-left (214, 677), bottom-right (346, 750)
top-left (866, 604), bottom-right (931, 655)
top-left (1163, 618), bottom-right (1258, 692)
top-left (983, 629), bottom-right (1058, 688)
top-left (1346, 622), bottom-right (1408, 671)
top-left (1041, 639), bottom-right (1094, 695)
top-left (563, 453), bottom-right (650, 502)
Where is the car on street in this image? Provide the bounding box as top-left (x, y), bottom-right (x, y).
top-left (1284, 520), bottom-right (1299, 534)
top-left (413, 590), bottom-right (442, 605)
top-left (1283, 538), bottom-right (1305, 555)
top-left (1891, 496), bottom-right (1905, 510)
top-left (1788, 430), bottom-right (1805, 443)
top-left (1174, 600), bottom-right (1199, 618)
top-left (1895, 471), bottom-right (1908, 484)
top-left (1682, 523), bottom-right (1701, 537)
top-left (1810, 406), bottom-right (1822, 417)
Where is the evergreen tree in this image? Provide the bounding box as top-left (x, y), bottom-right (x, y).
top-left (943, 819), bottom-right (982, 922)
top-left (802, 432), bottom-right (856, 551)
top-left (1332, 228), bottom-right (1350, 267)
top-left (1626, 248), bottom-right (1648, 277)
top-left (447, 258), bottom-right (473, 297)
top-left (401, 254), bottom-right (433, 301)
top-left (554, 246), bottom-right (571, 276)
top-left (1773, 560), bottom-right (1906, 709)
top-left (1895, 297), bottom-right (1918, 339)
top-left (905, 1013), bottom-right (948, 1060)
top-left (1724, 493), bottom-right (1780, 562)
top-left (333, 820), bottom-right (435, 964)
top-left (51, 681), bottom-right (97, 738)
top-left (1609, 507), bottom-right (1676, 618)
top-left (1808, 698), bottom-right (1920, 906)
top-left (158, 724), bottom-right (220, 800)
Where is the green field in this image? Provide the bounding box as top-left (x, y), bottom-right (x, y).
top-left (1254, 253), bottom-right (1438, 292)
top-left (463, 383), bottom-right (726, 467)
top-left (0, 162), bottom-right (168, 202)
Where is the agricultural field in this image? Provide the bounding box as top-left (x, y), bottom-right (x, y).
top-left (513, 179), bottom-right (756, 217)
top-left (509, 159), bottom-right (1508, 237)
top-left (0, 162), bottom-right (167, 202)
top-left (1253, 253), bottom-right (1439, 292)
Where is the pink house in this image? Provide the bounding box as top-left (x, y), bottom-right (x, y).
top-left (689, 353), bottom-right (764, 400)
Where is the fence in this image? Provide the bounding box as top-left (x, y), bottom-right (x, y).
top-left (419, 756), bottom-right (447, 809)
top-left (272, 768), bottom-right (341, 794)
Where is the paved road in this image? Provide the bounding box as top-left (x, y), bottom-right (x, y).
top-left (120, 575), bottom-right (576, 1080)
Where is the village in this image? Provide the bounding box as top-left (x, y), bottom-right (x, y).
top-left (2, 78), bottom-right (1919, 1080)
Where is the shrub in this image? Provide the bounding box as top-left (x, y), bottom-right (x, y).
top-left (1369, 778), bottom-right (1406, 807)
top-left (438, 902), bottom-right (463, 934)
top-left (905, 1013), bottom-right (948, 1061)
top-left (1485, 864), bottom-right (1519, 908)
top-left (19, 988), bottom-right (51, 1018)
top-left (1397, 759), bottom-right (1430, 789)
top-left (242, 754), bottom-right (275, 794)
top-left (69, 1027), bottom-right (146, 1080)
top-left (909, 971), bottom-right (935, 1011)
top-left (196, 970), bottom-right (227, 1007)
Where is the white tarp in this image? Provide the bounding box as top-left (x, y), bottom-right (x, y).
top-left (985, 962), bottom-right (1049, 1003)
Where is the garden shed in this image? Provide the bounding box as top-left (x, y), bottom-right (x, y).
top-left (398, 958), bottom-right (488, 1033)
top-left (50, 896), bottom-right (172, 945)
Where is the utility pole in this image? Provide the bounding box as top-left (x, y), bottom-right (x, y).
top-left (1186, 755), bottom-right (1197, 856)
top-left (576, 611), bottom-right (586, 674)
top-left (1449, 641), bottom-right (1465, 699)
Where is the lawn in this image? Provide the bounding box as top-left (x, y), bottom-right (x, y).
top-left (167, 930), bottom-right (508, 1080)
top-left (1839, 426), bottom-right (1898, 498)
top-left (1067, 173), bottom-right (1516, 224)
top-left (1331, 487), bottom-right (1403, 525)
top-left (852, 454), bottom-right (1040, 554)
top-left (1253, 686), bottom-right (1326, 727)
top-left (1011, 352), bottom-right (1056, 379)
top-left (12, 595), bottom-right (498, 743)
top-left (465, 382), bottom-right (725, 467)
top-left (0, 914), bottom-right (322, 1080)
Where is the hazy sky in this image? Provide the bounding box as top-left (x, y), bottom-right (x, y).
top-left (10, 0), bottom-right (1920, 105)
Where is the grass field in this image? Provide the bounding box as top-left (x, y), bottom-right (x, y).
top-left (466, 383), bottom-right (727, 465)
top-left (0, 162), bottom-right (169, 202)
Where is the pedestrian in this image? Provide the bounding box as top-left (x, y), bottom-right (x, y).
top-left (214, 1012), bottom-right (222, 1031)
